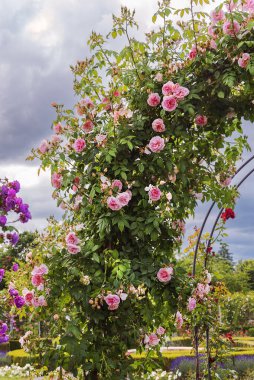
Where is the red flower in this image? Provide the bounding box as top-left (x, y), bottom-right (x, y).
top-left (221, 208), bottom-right (235, 222)
top-left (206, 246), bottom-right (213, 254)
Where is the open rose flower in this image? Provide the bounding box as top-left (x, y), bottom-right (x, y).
top-left (152, 119), bottom-right (166, 133)
top-left (66, 232), bottom-right (79, 245)
top-left (157, 267), bottom-right (173, 283)
top-left (82, 120), bottom-right (94, 133)
top-left (22, 289), bottom-right (34, 306)
top-left (147, 93), bottom-right (160, 107)
top-left (223, 20), bottom-right (240, 36)
top-left (162, 96), bottom-right (178, 112)
top-left (238, 53), bottom-right (250, 68)
top-left (156, 326), bottom-right (165, 335)
top-left (112, 180), bottom-right (123, 191)
top-left (104, 294), bottom-right (120, 310)
top-left (211, 9), bottom-right (224, 24)
top-left (162, 81), bottom-right (176, 96)
top-left (244, 0), bottom-right (254, 13)
top-left (195, 115), bottom-right (208, 126)
top-left (188, 297), bottom-right (197, 311)
top-left (51, 172), bottom-right (63, 189)
top-left (73, 138), bottom-right (86, 152)
top-left (107, 196), bottom-right (122, 211)
top-left (148, 186), bottom-right (161, 202)
top-left (144, 333), bottom-right (160, 347)
top-left (148, 136), bottom-right (165, 153)
top-left (189, 46), bottom-right (197, 60)
top-left (117, 191), bottom-right (132, 207)
top-left (39, 140), bottom-right (49, 154)
top-left (67, 244), bottom-right (81, 254)
top-left (31, 274), bottom-right (44, 288)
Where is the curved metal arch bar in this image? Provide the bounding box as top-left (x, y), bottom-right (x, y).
top-left (192, 155), bottom-right (254, 276)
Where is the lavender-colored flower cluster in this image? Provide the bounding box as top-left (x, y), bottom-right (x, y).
top-left (9, 288), bottom-right (25, 309)
top-left (0, 323), bottom-right (9, 344)
top-left (0, 179), bottom-right (31, 226)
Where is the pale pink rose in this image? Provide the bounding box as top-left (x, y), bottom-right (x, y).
top-left (156, 326), bottom-right (165, 335)
top-left (244, 0), bottom-right (254, 12)
top-left (189, 46), bottom-right (197, 60)
top-left (112, 179), bottom-right (123, 191)
top-left (104, 294), bottom-right (120, 310)
top-left (196, 283), bottom-right (210, 299)
top-left (221, 177), bottom-right (232, 187)
top-left (66, 232), bottom-right (79, 245)
top-left (152, 118), bottom-right (166, 133)
top-left (119, 292), bottom-right (128, 301)
top-left (162, 96), bottom-right (178, 112)
top-left (188, 297), bottom-right (197, 311)
top-left (208, 25), bottom-right (217, 38)
top-left (96, 134), bottom-right (107, 144)
top-left (173, 86), bottom-right (190, 100)
top-left (166, 192), bottom-right (172, 202)
top-left (148, 136), bottom-right (165, 153)
top-left (157, 267), bottom-right (173, 283)
top-left (73, 138), bottom-right (86, 152)
top-left (37, 295), bottom-right (47, 306)
top-left (31, 264), bottom-right (48, 276)
top-left (154, 73), bottom-right (163, 82)
top-left (223, 20), bottom-right (240, 36)
top-left (204, 270), bottom-right (212, 284)
top-left (238, 53), bottom-right (250, 68)
top-left (82, 120), bottom-right (94, 133)
top-left (162, 81), bottom-right (176, 96)
top-left (25, 252), bottom-right (32, 262)
top-left (211, 9), bottom-right (224, 24)
top-left (22, 289), bottom-right (34, 306)
top-left (176, 311), bottom-right (183, 329)
top-left (210, 40), bottom-right (217, 50)
top-left (51, 172), bottom-right (63, 189)
top-left (195, 193), bottom-right (203, 200)
top-left (147, 93), bottom-right (161, 107)
top-left (148, 333), bottom-right (160, 346)
top-left (39, 140), bottom-right (49, 154)
top-left (117, 191), bottom-right (131, 207)
top-left (53, 123), bottom-right (62, 134)
top-left (67, 244), bottom-right (81, 254)
top-left (148, 186), bottom-right (162, 202)
top-left (31, 274), bottom-right (44, 288)
top-left (51, 135), bottom-right (61, 144)
top-left (195, 115), bottom-right (208, 126)
top-left (107, 196), bottom-right (122, 211)
top-left (80, 97), bottom-right (94, 109)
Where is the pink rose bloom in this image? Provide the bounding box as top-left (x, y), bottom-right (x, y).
top-left (196, 283), bottom-right (210, 299)
top-left (220, 177), bottom-right (232, 187)
top-left (107, 196), bottom-right (122, 211)
top-left (208, 25), bottom-right (217, 39)
top-left (238, 53), bottom-right (250, 68)
top-left (51, 135), bottom-right (61, 144)
top-left (96, 134), bottom-right (107, 144)
top-left (157, 267), bottom-right (173, 283)
top-left (66, 232), bottom-right (79, 245)
top-left (80, 97), bottom-right (94, 109)
top-left (147, 93), bottom-right (161, 107)
top-left (117, 191), bottom-right (131, 207)
top-left (173, 86), bottom-right (190, 100)
top-left (148, 186), bottom-right (161, 202)
top-left (244, 0), bottom-right (254, 12)
top-left (166, 192), bottom-right (172, 202)
top-left (67, 244), bottom-right (81, 254)
top-left (162, 81), bottom-right (176, 96)
top-left (227, 0), bottom-right (239, 11)
top-left (188, 297), bottom-right (197, 311)
top-left (162, 96), bottom-right (178, 112)
top-left (147, 333), bottom-right (160, 346)
top-left (156, 326), bottom-right (165, 335)
top-left (189, 46), bottom-right (197, 60)
top-left (22, 289), bottom-right (34, 306)
top-left (112, 179), bottom-right (123, 191)
top-left (37, 295), bottom-right (47, 306)
top-left (210, 40), bottom-right (217, 50)
top-left (39, 140), bottom-right (49, 154)
top-left (51, 172), bottom-right (63, 189)
top-left (113, 90), bottom-right (120, 97)
top-left (148, 136), bottom-right (165, 153)
top-left (73, 138), bottom-right (86, 153)
top-left (104, 294), bottom-right (120, 310)
top-left (211, 9), bottom-right (224, 24)
top-left (31, 274), bottom-right (44, 288)
top-left (176, 311), bottom-right (183, 329)
top-left (31, 264), bottom-right (48, 276)
top-left (223, 20), bottom-right (240, 36)
top-left (53, 123), bottom-right (62, 134)
top-left (195, 115), bottom-right (208, 126)
top-left (154, 73), bottom-right (163, 82)
top-left (82, 120), bottom-right (94, 133)
top-left (152, 118), bottom-right (166, 133)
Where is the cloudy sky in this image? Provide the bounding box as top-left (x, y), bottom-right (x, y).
top-left (1, 0), bottom-right (254, 261)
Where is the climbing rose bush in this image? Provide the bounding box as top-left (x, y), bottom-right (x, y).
top-left (28, 0), bottom-right (254, 378)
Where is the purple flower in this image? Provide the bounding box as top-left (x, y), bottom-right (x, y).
top-left (12, 263), bottom-right (19, 272)
top-left (7, 188), bottom-right (16, 198)
top-left (0, 323), bottom-right (8, 335)
top-left (10, 181), bottom-right (20, 193)
top-left (0, 269), bottom-right (5, 277)
top-left (9, 288), bottom-right (19, 297)
top-left (14, 296), bottom-right (25, 308)
top-left (8, 232), bottom-right (19, 245)
top-left (0, 215), bottom-right (7, 227)
top-left (0, 334), bottom-right (9, 344)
